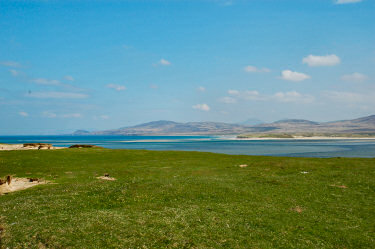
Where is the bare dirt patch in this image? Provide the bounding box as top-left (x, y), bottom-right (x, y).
top-left (291, 206), bottom-right (303, 213)
top-left (96, 174), bottom-right (116, 181)
top-left (96, 176), bottom-right (116, 181)
top-left (0, 176), bottom-right (49, 195)
top-left (330, 184), bottom-right (348, 189)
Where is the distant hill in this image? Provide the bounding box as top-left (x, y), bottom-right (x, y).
top-left (73, 115), bottom-right (375, 135)
top-left (89, 120), bottom-right (253, 135)
top-left (72, 130), bottom-right (91, 135)
top-left (238, 118), bottom-right (264, 126)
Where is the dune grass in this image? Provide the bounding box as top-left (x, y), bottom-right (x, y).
top-left (0, 148), bottom-right (374, 248)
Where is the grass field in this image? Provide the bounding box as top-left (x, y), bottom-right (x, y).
top-left (1, 148), bottom-right (374, 248)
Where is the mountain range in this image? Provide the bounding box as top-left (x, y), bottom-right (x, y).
top-left (73, 115), bottom-right (375, 136)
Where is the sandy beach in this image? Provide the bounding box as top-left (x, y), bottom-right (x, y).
top-left (235, 136), bottom-right (375, 141)
top-left (0, 144), bottom-right (65, 151)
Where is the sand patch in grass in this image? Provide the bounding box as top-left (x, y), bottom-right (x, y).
top-left (96, 176), bottom-right (116, 181)
top-left (0, 177), bottom-right (49, 195)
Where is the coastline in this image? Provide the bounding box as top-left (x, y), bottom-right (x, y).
top-left (235, 136), bottom-right (375, 140)
top-left (0, 143), bottom-right (65, 151)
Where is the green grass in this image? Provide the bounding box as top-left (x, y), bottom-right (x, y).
top-left (1, 148), bottom-right (374, 248)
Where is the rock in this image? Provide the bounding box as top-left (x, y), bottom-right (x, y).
top-left (28, 178), bottom-right (39, 182)
top-left (23, 143), bottom-right (53, 150)
top-left (7, 175), bottom-right (12, 184)
top-left (0, 176), bottom-right (12, 185)
top-left (69, 144), bottom-right (103, 148)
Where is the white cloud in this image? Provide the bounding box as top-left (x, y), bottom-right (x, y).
top-left (228, 89), bottom-right (240, 95)
top-left (219, 96), bottom-right (237, 104)
top-left (159, 59), bottom-right (171, 66)
top-left (0, 61), bottom-right (21, 67)
top-left (323, 91), bottom-right (372, 103)
top-left (224, 89), bottom-right (314, 104)
top-left (273, 91), bottom-right (315, 103)
top-left (32, 78), bottom-right (62, 86)
top-left (93, 115), bottom-right (110, 120)
top-left (27, 91), bottom-right (88, 99)
top-left (9, 69), bottom-right (20, 76)
top-left (107, 83), bottom-right (126, 91)
top-left (19, 111), bottom-right (28, 117)
top-left (64, 75), bottom-right (74, 81)
top-left (336, 0), bottom-right (362, 4)
top-left (42, 111), bottom-right (82, 118)
top-left (281, 70), bottom-right (311, 82)
top-left (302, 54), bottom-right (340, 67)
top-left (197, 86), bottom-right (206, 92)
top-left (61, 113), bottom-right (82, 118)
top-left (227, 89), bottom-right (263, 100)
top-left (42, 111), bottom-right (57, 118)
top-left (244, 65), bottom-right (270, 73)
top-left (341, 72), bottom-right (367, 82)
top-left (192, 103), bottom-right (210, 111)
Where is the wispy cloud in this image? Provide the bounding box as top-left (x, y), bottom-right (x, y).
top-left (42, 111), bottom-right (82, 118)
top-left (197, 86), bottom-right (206, 92)
top-left (19, 111), bottom-right (29, 117)
top-left (335, 0), bottom-right (362, 4)
top-left (228, 90), bottom-right (264, 100)
top-left (9, 69), bottom-right (20, 76)
top-left (61, 113), bottom-right (82, 118)
top-left (228, 89), bottom-right (240, 95)
top-left (273, 91), bottom-right (315, 103)
top-left (27, 91), bottom-right (88, 99)
top-left (158, 59), bottom-right (171, 66)
top-left (64, 75), bottom-right (74, 81)
top-left (29, 77), bottom-right (84, 91)
top-left (42, 111), bottom-right (57, 118)
top-left (280, 70), bottom-right (311, 82)
top-left (32, 78), bottom-right (62, 86)
top-left (0, 61), bottom-right (21, 67)
top-left (219, 96), bottom-right (237, 104)
top-left (107, 83), bottom-right (126, 91)
top-left (341, 72), bottom-right (367, 82)
top-left (323, 91), bottom-right (375, 104)
top-left (192, 103), bottom-right (210, 111)
top-left (244, 65), bottom-right (270, 73)
top-left (302, 54), bottom-right (340, 67)
top-left (224, 89), bottom-right (314, 104)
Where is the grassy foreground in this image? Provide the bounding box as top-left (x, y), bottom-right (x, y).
top-left (0, 149), bottom-right (374, 248)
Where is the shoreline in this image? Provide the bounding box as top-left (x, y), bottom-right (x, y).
top-left (0, 144), bottom-right (66, 151)
top-left (235, 136), bottom-right (375, 140)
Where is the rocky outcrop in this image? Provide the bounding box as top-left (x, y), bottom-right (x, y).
top-left (23, 143), bottom-right (53, 150)
top-left (69, 144), bottom-right (102, 149)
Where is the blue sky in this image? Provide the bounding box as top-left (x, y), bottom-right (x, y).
top-left (0, 0), bottom-right (374, 134)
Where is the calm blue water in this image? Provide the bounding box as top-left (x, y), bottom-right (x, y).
top-left (1, 135), bottom-right (375, 158)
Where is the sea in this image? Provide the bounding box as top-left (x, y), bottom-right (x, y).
top-left (1, 135), bottom-right (375, 158)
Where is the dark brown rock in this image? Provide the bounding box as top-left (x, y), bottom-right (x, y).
top-left (28, 178), bottom-right (39, 182)
top-left (6, 175), bottom-right (11, 185)
top-left (69, 144), bottom-right (103, 149)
